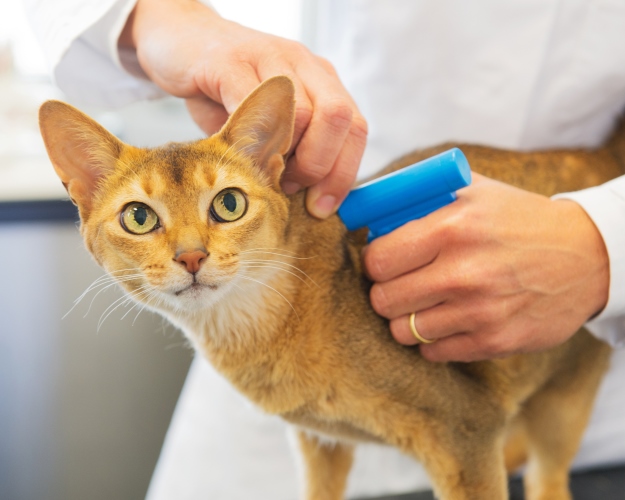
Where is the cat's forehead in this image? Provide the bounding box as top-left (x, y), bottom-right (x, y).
top-left (118, 140), bottom-right (260, 194)
top-left (98, 140), bottom-right (267, 220)
top-left (146, 142), bottom-right (222, 187)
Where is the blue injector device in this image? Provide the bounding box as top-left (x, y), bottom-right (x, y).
top-left (337, 148), bottom-right (471, 241)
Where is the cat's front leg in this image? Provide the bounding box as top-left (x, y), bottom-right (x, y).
top-left (295, 429), bottom-right (354, 500)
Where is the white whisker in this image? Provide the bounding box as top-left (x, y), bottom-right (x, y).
top-left (120, 285), bottom-right (155, 320)
top-left (238, 274), bottom-right (299, 320)
top-left (64, 269), bottom-right (143, 318)
top-left (97, 284), bottom-right (152, 331)
top-left (241, 262), bottom-right (319, 289)
top-left (97, 294), bottom-right (133, 331)
top-left (241, 258), bottom-right (320, 289)
top-left (242, 264), bottom-right (310, 286)
top-left (132, 293), bottom-right (162, 325)
top-left (80, 275), bottom-right (144, 319)
top-left (240, 248), bottom-right (316, 260)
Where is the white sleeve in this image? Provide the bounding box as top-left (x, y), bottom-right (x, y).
top-left (24, 0), bottom-right (165, 107)
top-left (556, 175), bottom-right (625, 348)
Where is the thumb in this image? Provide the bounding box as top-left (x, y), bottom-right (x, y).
top-left (185, 97), bottom-right (229, 136)
top-left (200, 66), bottom-right (261, 114)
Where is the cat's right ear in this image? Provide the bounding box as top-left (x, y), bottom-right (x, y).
top-left (39, 101), bottom-right (123, 213)
top-left (217, 75), bottom-right (296, 188)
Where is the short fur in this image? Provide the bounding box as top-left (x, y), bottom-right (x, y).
top-left (39, 76), bottom-right (621, 500)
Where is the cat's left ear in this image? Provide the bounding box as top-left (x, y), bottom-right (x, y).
top-left (218, 75), bottom-right (295, 187)
top-left (39, 100), bottom-right (124, 215)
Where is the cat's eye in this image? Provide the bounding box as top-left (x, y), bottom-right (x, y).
top-left (210, 188), bottom-right (247, 223)
top-left (120, 202), bottom-right (160, 235)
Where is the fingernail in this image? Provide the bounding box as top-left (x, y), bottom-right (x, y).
top-left (312, 194), bottom-right (337, 219)
top-left (282, 181), bottom-right (301, 195)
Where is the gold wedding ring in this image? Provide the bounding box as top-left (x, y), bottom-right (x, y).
top-left (409, 312), bottom-right (436, 344)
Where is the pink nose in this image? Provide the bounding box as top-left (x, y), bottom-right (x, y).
top-left (175, 250), bottom-right (208, 274)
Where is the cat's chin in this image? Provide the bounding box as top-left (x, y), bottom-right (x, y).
top-left (172, 282), bottom-right (219, 307)
top-left (165, 280), bottom-right (230, 313)
top-left (175, 282), bottom-right (219, 297)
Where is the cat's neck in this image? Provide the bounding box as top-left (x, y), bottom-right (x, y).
top-left (168, 262), bottom-right (300, 351)
top-left (163, 192), bottom-right (361, 413)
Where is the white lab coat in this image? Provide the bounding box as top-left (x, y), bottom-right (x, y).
top-left (25, 0), bottom-right (625, 498)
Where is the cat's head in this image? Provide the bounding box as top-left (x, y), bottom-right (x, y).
top-left (39, 76), bottom-right (297, 315)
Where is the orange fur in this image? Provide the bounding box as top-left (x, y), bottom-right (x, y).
top-left (39, 76), bottom-right (620, 500)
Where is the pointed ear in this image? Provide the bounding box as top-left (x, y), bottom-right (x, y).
top-left (218, 75), bottom-right (295, 187)
top-left (39, 100), bottom-right (124, 214)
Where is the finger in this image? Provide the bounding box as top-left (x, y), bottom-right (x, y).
top-left (369, 266), bottom-right (448, 319)
top-left (250, 65), bottom-right (315, 194)
top-left (304, 113), bottom-right (368, 218)
top-left (185, 96), bottom-right (229, 135)
top-left (199, 64), bottom-right (261, 114)
top-left (419, 329), bottom-right (519, 363)
top-left (388, 303), bottom-right (467, 346)
top-left (281, 64), bottom-right (366, 190)
top-left (390, 314), bottom-right (487, 362)
top-left (421, 323), bottom-right (555, 362)
top-left (282, 94), bottom-right (355, 187)
top-left (255, 55), bottom-right (366, 205)
top-left (362, 217), bottom-right (443, 282)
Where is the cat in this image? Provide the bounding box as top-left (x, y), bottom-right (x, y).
top-left (39, 75), bottom-right (622, 500)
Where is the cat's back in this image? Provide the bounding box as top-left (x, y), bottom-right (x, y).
top-left (383, 117), bottom-right (625, 193)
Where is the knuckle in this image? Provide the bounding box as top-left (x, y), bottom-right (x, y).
top-left (463, 298), bottom-right (504, 332)
top-left (296, 157), bottom-right (331, 183)
top-left (467, 307), bottom-right (494, 330)
top-left (481, 332), bottom-right (509, 357)
top-left (437, 217), bottom-right (461, 244)
top-left (363, 244), bottom-right (387, 281)
top-left (317, 56), bottom-right (338, 75)
top-left (370, 284), bottom-right (391, 317)
top-left (445, 270), bottom-right (471, 295)
top-left (328, 166), bottom-right (357, 190)
top-left (420, 345), bottom-right (445, 362)
top-left (349, 114), bottom-right (369, 141)
top-left (448, 259), bottom-right (482, 295)
top-left (389, 320), bottom-right (405, 343)
top-left (318, 99), bottom-right (354, 131)
top-left (288, 40), bottom-right (311, 58)
top-left (294, 103), bottom-right (314, 131)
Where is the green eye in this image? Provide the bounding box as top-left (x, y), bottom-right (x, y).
top-left (120, 203), bottom-right (160, 234)
top-left (211, 188), bottom-right (247, 222)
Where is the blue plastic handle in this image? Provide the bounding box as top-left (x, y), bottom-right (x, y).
top-left (337, 148), bottom-right (471, 240)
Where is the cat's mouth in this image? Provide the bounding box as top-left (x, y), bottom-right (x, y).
top-left (175, 282), bottom-right (219, 296)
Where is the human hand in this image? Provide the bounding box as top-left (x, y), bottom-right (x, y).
top-left (119, 0), bottom-right (367, 218)
top-left (362, 173), bottom-right (610, 362)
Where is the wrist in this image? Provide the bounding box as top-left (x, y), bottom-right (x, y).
top-left (118, 0), bottom-right (225, 96)
top-left (121, 0), bottom-right (220, 48)
top-left (553, 198), bottom-right (610, 319)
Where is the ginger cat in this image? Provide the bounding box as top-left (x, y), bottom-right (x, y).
top-left (39, 76), bottom-right (622, 500)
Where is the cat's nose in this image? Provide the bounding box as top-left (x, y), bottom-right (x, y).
top-left (175, 250), bottom-right (208, 274)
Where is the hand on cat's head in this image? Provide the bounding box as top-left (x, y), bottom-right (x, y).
top-left (118, 0), bottom-right (367, 219)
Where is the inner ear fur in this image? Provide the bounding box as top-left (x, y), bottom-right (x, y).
top-left (39, 100), bottom-right (124, 213)
top-left (218, 75), bottom-right (296, 186)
